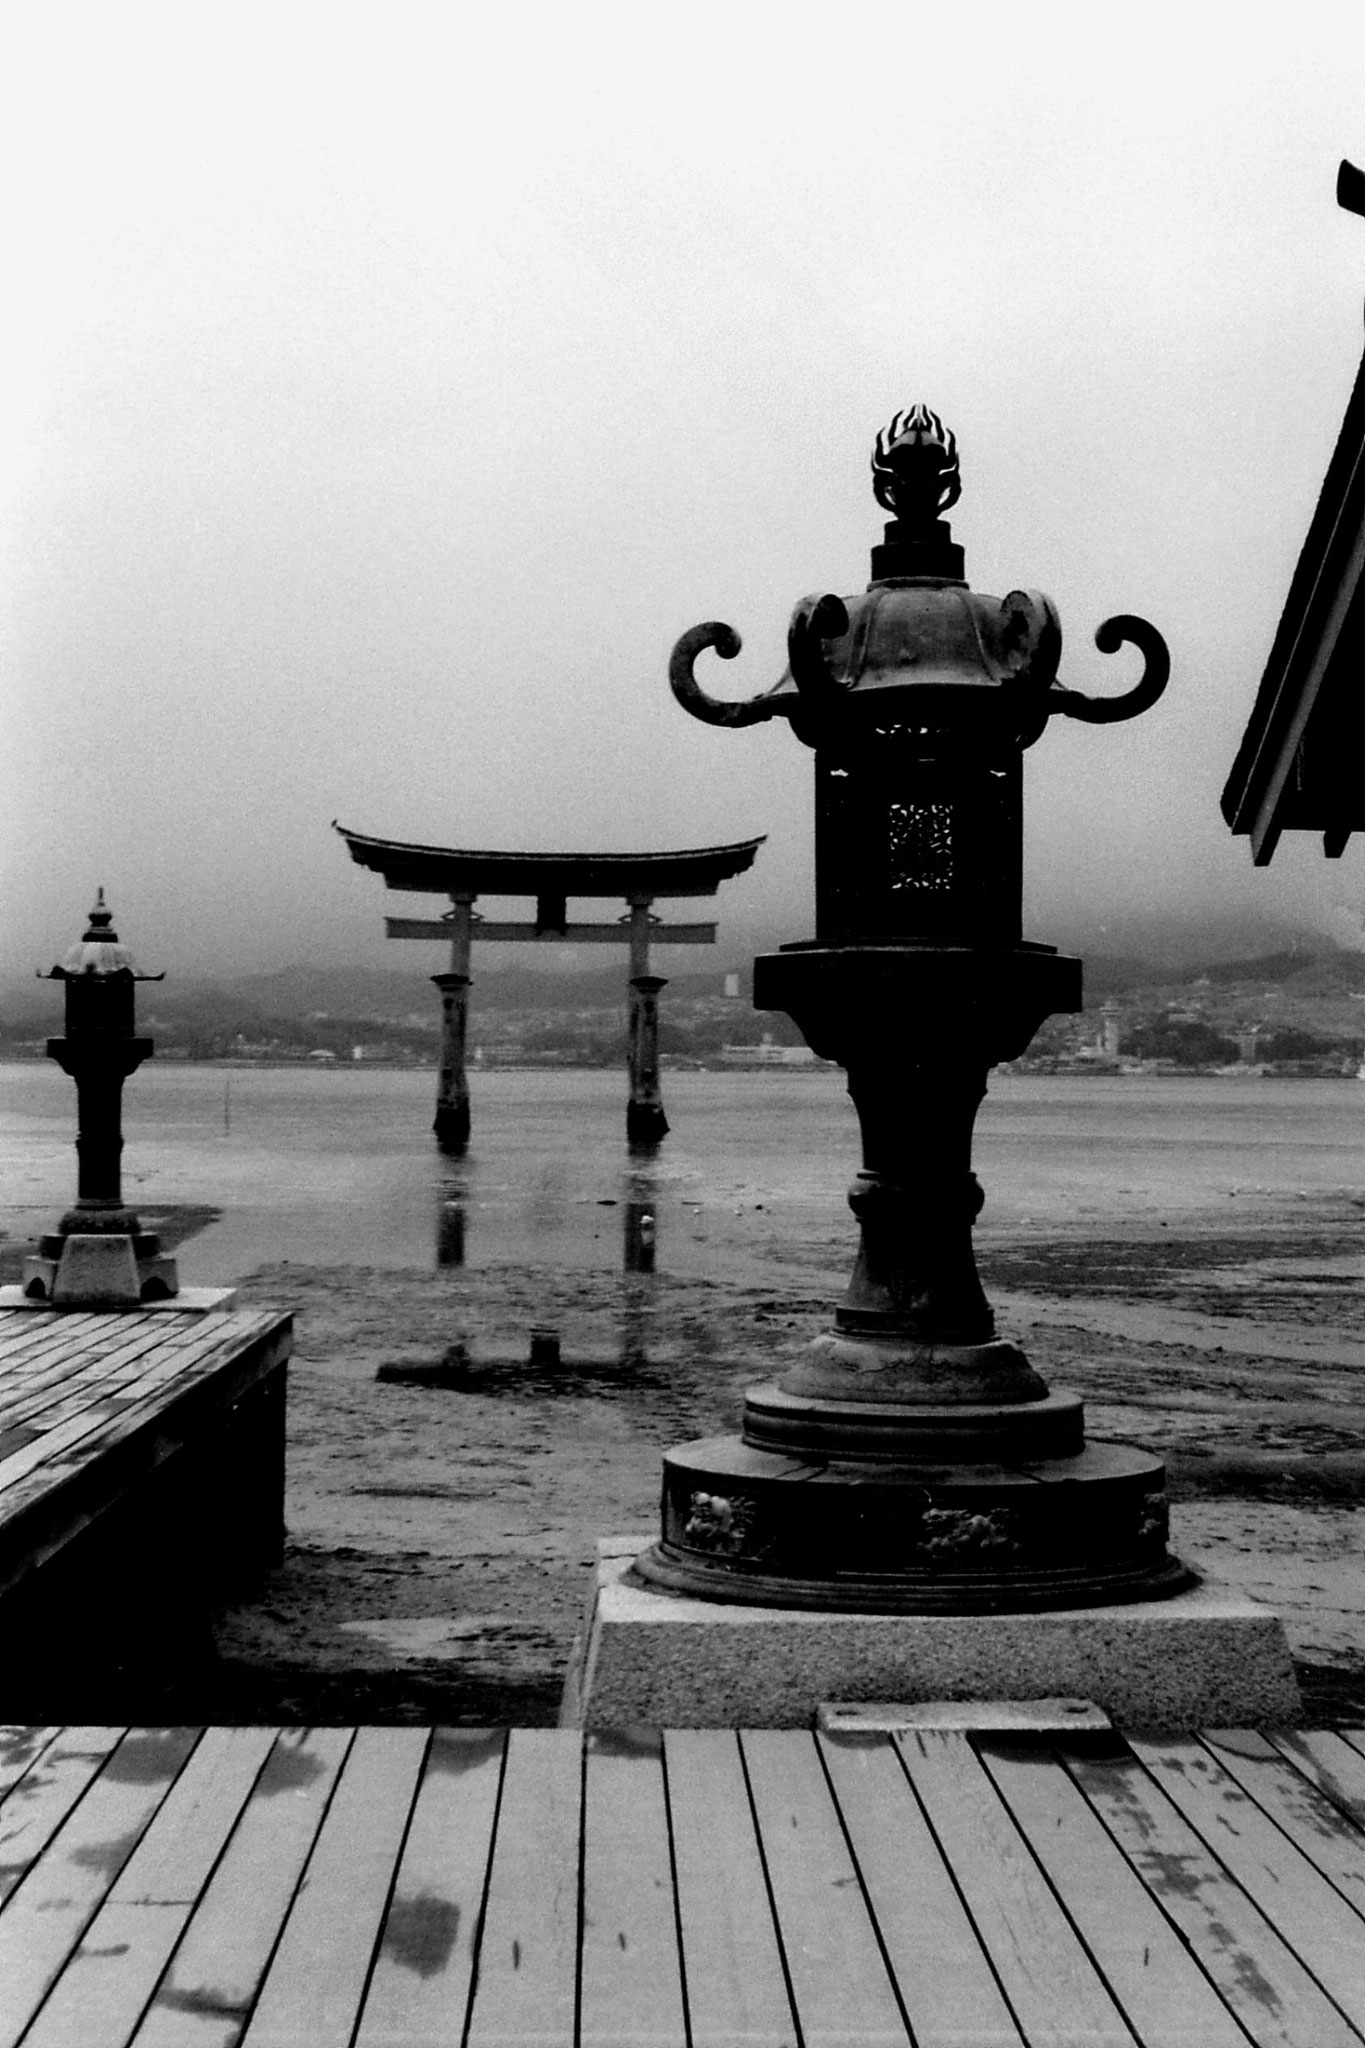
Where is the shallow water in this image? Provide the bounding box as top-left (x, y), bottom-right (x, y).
top-left (0, 1060), bottom-right (1358, 1284)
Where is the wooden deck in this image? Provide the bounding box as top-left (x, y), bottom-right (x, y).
top-left (0, 1304), bottom-right (291, 1677)
top-left (3, 1722), bottom-right (1365, 2045)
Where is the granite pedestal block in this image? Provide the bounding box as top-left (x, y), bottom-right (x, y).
top-left (562, 1537), bottom-right (1303, 1732)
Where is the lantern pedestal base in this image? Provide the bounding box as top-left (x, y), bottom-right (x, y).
top-left (636, 1425), bottom-right (1194, 1613)
top-left (562, 1539), bottom-right (1302, 1732)
top-left (22, 1233), bottom-right (179, 1306)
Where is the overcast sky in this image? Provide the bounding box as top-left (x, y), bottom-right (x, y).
top-left (3, 3), bottom-right (1365, 978)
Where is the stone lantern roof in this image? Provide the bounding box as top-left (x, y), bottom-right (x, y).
top-left (48, 891), bottom-right (159, 982)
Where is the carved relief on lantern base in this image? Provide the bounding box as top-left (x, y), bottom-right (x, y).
top-left (634, 1433), bottom-right (1194, 1614)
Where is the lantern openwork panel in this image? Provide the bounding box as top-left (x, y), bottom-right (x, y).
top-left (816, 723), bottom-right (1023, 946)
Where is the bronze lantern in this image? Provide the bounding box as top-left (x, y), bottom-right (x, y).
top-left (639, 405), bottom-right (1190, 1611)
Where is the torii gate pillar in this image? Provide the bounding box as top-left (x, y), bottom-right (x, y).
top-left (626, 897), bottom-right (668, 1146)
top-left (432, 894), bottom-right (474, 1152)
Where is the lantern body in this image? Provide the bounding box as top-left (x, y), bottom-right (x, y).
top-left (815, 727), bottom-right (1022, 946)
top-left (62, 966), bottom-right (138, 1041)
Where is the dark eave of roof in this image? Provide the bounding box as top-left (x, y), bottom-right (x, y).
top-left (1222, 172), bottom-right (1365, 865)
top-left (333, 822), bottom-right (766, 898)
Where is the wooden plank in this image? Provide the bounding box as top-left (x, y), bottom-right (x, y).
top-left (664, 1729), bottom-right (796, 2048)
top-left (354, 1729), bottom-right (505, 2048)
top-left (0, 1726), bottom-right (124, 1908)
top-left (0, 1321), bottom-right (219, 1439)
top-left (0, 1312), bottom-right (287, 1512)
top-left (465, 1728), bottom-right (581, 2048)
top-left (0, 1727), bottom-right (60, 1807)
top-left (132, 1727), bottom-right (353, 2048)
top-left (0, 1312), bottom-right (284, 1489)
top-left (0, 1311), bottom-right (203, 1392)
top-left (0, 1355), bottom-right (127, 1433)
top-left (238, 1725), bottom-right (426, 2048)
top-left (0, 1306), bottom-right (157, 1367)
top-left (895, 1730), bottom-right (1133, 2048)
top-left (979, 1737), bottom-right (1248, 2048)
top-left (0, 1315), bottom-right (288, 1611)
top-left (741, 1729), bottom-right (908, 2048)
top-left (0, 1319), bottom-right (185, 1431)
top-left (0, 1309), bottom-right (219, 1394)
top-left (0, 1315), bottom-right (97, 1378)
top-left (0, 1311), bottom-right (97, 1364)
top-left (1068, 1740), bottom-right (1364, 2047)
top-left (21, 1726), bottom-right (278, 2048)
top-left (579, 1729), bottom-right (687, 2048)
top-left (1202, 1730), bottom-right (1365, 1916)
top-left (1132, 1734), bottom-right (1365, 2024)
top-left (818, 1730), bottom-right (1022, 2048)
top-left (0, 1726), bottom-right (199, 2048)
top-left (1270, 1727), bottom-right (1365, 1829)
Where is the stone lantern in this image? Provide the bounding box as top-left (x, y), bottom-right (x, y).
top-left (23, 892), bottom-right (179, 1305)
top-left (642, 405), bottom-right (1188, 1612)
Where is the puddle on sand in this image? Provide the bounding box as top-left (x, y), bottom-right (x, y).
top-left (336, 1618), bottom-right (497, 1659)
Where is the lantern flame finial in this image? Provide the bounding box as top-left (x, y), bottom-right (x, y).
top-left (871, 403), bottom-right (961, 528)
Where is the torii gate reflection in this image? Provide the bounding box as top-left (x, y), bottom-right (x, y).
top-left (335, 825), bottom-right (763, 1150)
top-left (434, 1159), bottom-right (660, 1279)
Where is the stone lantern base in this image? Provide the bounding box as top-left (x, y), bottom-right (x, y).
top-left (562, 1537), bottom-right (1302, 1732)
top-left (23, 1215), bottom-right (179, 1306)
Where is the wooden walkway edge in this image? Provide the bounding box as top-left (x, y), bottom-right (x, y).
top-left (3, 1722), bottom-right (1365, 2045)
top-left (0, 1307), bottom-right (291, 1696)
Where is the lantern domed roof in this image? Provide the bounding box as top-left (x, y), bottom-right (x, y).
top-left (670, 402), bottom-right (1170, 748)
top-left (53, 891), bottom-right (139, 978)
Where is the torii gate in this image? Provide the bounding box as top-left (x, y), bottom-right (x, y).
top-left (334, 825), bottom-right (764, 1149)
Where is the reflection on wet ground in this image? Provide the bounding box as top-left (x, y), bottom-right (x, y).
top-left (421, 1151), bottom-right (665, 1376)
top-left (433, 1155), bottom-right (661, 1277)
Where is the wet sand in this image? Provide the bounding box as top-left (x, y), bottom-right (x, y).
top-left (184, 1193), bottom-right (1365, 1728)
top-left (4, 1065), bottom-right (1360, 1724)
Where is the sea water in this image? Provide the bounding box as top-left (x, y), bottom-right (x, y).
top-left (0, 1061), bottom-right (1358, 1285)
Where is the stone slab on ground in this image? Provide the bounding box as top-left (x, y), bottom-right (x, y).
top-left (562, 1536), bottom-right (1303, 1732)
top-left (0, 1284), bottom-right (235, 1312)
top-left (817, 1696), bottom-right (1113, 1733)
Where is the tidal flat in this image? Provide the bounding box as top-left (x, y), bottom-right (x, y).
top-left (1, 1063), bottom-right (1361, 1722)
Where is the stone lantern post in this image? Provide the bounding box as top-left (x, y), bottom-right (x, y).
top-left (641, 405), bottom-right (1188, 1612)
top-left (22, 892), bottom-right (179, 1305)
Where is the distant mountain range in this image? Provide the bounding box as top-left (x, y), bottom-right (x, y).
top-left (2, 913), bottom-right (1360, 1032)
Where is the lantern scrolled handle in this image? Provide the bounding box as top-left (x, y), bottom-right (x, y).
top-left (669, 622), bottom-right (783, 728)
top-left (787, 592), bottom-right (852, 716)
top-left (1048, 613), bottom-right (1170, 725)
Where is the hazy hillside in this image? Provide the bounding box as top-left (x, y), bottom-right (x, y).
top-left (3, 913), bottom-right (1359, 1061)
